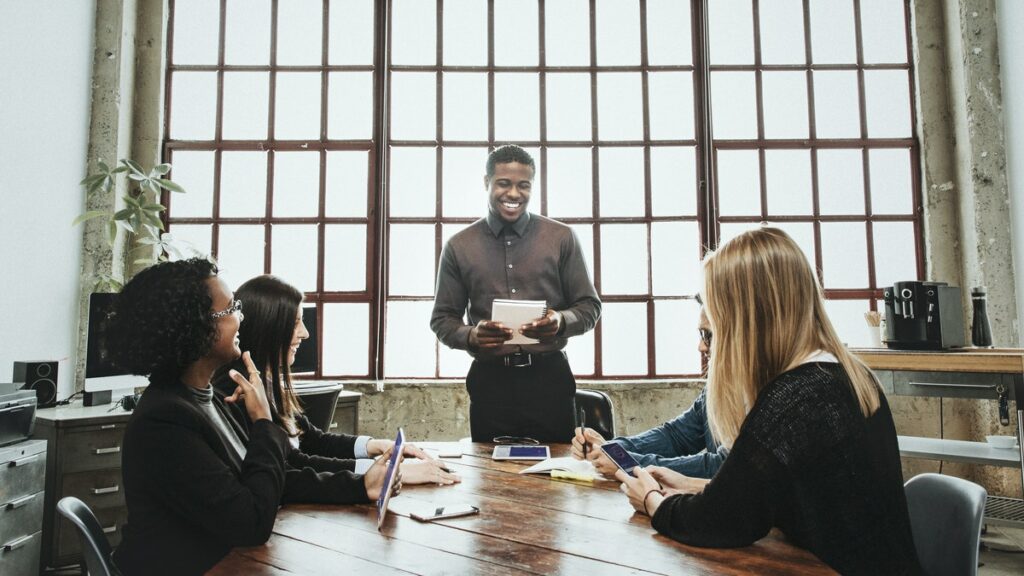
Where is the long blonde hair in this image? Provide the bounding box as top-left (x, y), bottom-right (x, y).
top-left (703, 227), bottom-right (880, 448)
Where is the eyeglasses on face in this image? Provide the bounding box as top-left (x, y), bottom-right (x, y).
top-left (492, 436), bottom-right (539, 445)
top-left (211, 299), bottom-right (243, 319)
top-left (698, 328), bottom-right (713, 347)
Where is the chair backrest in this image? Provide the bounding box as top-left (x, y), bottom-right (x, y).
top-left (56, 496), bottom-right (117, 576)
top-left (296, 387), bottom-right (343, 432)
top-left (575, 389), bottom-right (615, 440)
top-left (904, 473), bottom-right (987, 576)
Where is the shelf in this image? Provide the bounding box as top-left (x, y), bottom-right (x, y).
top-left (898, 435), bottom-right (1021, 467)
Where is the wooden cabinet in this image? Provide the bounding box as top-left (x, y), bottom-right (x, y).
top-left (0, 439), bottom-right (47, 576)
top-left (33, 402), bottom-right (130, 569)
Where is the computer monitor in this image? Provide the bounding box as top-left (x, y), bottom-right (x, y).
top-left (85, 293), bottom-right (148, 395)
top-left (290, 305), bottom-right (318, 375)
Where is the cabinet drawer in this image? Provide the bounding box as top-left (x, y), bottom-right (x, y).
top-left (0, 491), bottom-right (44, 545)
top-left (892, 371), bottom-right (1010, 399)
top-left (0, 530), bottom-right (41, 576)
top-left (56, 506), bottom-right (126, 562)
top-left (62, 424), bottom-right (125, 473)
top-left (62, 469), bottom-right (125, 509)
top-left (332, 405), bottom-right (358, 435)
top-left (0, 451), bottom-right (45, 504)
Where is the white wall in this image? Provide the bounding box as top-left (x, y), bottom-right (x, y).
top-left (0, 1), bottom-right (95, 398)
top-left (999, 0), bottom-right (1024, 344)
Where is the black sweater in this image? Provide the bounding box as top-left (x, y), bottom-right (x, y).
top-left (112, 380), bottom-right (289, 576)
top-left (651, 363), bottom-right (921, 575)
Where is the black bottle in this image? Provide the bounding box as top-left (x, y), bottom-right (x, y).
top-left (971, 286), bottom-right (993, 348)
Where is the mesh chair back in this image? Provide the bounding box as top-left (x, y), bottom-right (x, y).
top-left (904, 473), bottom-right (987, 576)
top-left (56, 496), bottom-right (118, 576)
top-left (296, 387), bottom-right (343, 432)
top-left (575, 389), bottom-right (615, 440)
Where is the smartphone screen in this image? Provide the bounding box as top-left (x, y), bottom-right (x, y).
top-left (600, 441), bottom-right (640, 475)
top-left (410, 504), bottom-right (480, 522)
top-left (508, 446), bottom-right (549, 459)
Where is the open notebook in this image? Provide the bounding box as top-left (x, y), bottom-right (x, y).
top-left (491, 299), bottom-right (547, 345)
top-left (519, 457), bottom-right (601, 481)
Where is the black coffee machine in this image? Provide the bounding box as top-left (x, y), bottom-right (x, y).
top-left (882, 281), bottom-right (965, 350)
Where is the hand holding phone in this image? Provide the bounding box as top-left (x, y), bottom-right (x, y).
top-left (410, 503), bottom-right (480, 522)
top-left (599, 441), bottom-right (641, 476)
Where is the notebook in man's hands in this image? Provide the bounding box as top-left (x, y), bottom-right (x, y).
top-left (491, 299), bottom-right (547, 345)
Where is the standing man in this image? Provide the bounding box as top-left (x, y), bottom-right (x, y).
top-left (430, 145), bottom-right (601, 442)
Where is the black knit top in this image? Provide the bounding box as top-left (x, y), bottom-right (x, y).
top-left (651, 362), bottom-right (921, 575)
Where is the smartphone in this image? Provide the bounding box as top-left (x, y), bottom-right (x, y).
top-left (410, 504), bottom-right (480, 522)
top-left (600, 441), bottom-right (641, 475)
top-left (491, 445), bottom-right (550, 460)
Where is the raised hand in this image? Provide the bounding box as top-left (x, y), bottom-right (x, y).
top-left (225, 351), bottom-right (272, 422)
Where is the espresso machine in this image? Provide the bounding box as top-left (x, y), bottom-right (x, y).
top-left (882, 281), bottom-right (965, 350)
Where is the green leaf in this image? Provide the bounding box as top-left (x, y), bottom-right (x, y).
top-left (97, 159), bottom-right (111, 174)
top-left (106, 220), bottom-right (118, 246)
top-left (143, 203), bottom-right (166, 212)
top-left (122, 194), bottom-right (141, 208)
top-left (122, 159), bottom-right (145, 175)
top-left (128, 173), bottom-right (146, 182)
top-left (79, 174), bottom-right (105, 187)
top-left (152, 163), bottom-right (171, 176)
top-left (72, 210), bottom-right (110, 226)
top-left (112, 208), bottom-right (132, 220)
top-left (157, 179), bottom-right (186, 193)
top-left (136, 236), bottom-right (160, 246)
top-left (115, 219), bottom-right (135, 233)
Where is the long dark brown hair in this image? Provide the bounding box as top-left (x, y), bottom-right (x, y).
top-left (235, 275), bottom-right (305, 435)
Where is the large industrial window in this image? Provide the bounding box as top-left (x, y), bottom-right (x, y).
top-left (163, 0), bottom-right (919, 380)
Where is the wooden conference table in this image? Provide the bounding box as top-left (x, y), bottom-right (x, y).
top-left (212, 443), bottom-right (833, 575)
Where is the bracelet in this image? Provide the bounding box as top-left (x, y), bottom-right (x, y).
top-left (643, 488), bottom-right (665, 517)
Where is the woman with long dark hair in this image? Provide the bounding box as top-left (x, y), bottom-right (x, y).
top-left (214, 274), bottom-right (457, 504)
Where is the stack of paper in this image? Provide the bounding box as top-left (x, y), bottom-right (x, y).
top-left (491, 299), bottom-right (547, 345)
top-left (519, 457), bottom-right (601, 481)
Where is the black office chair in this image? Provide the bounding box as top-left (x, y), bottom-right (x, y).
top-left (904, 473), bottom-right (987, 576)
top-left (56, 496), bottom-right (119, 576)
top-left (295, 385), bottom-right (343, 432)
top-left (575, 389), bottom-right (615, 440)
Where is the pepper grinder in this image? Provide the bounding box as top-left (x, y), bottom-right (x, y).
top-left (970, 286), bottom-right (993, 348)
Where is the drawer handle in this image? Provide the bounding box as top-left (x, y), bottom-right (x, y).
top-left (329, 422), bottom-right (338, 429)
top-left (94, 446), bottom-right (121, 455)
top-left (93, 485), bottom-right (120, 495)
top-left (2, 534), bottom-right (33, 551)
top-left (5, 494), bottom-right (36, 510)
top-left (908, 381), bottom-right (998, 390)
top-left (8, 454), bottom-right (39, 467)
top-left (101, 424), bottom-right (117, 430)
top-left (102, 524), bottom-right (117, 534)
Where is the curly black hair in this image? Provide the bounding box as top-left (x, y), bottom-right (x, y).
top-left (485, 144), bottom-right (535, 180)
top-left (107, 258), bottom-right (219, 382)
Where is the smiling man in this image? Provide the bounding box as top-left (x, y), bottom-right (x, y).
top-left (430, 145), bottom-right (601, 442)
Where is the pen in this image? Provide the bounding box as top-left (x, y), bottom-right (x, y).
top-left (578, 407), bottom-right (588, 460)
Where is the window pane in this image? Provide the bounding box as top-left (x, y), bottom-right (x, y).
top-left (598, 147), bottom-right (644, 217)
top-left (818, 149), bottom-right (864, 215)
top-left (809, 0), bottom-right (857, 64)
top-left (443, 73), bottom-right (488, 142)
top-left (860, 0), bottom-right (907, 64)
top-left (716, 150), bottom-right (761, 217)
top-left (275, 73), bottom-right (321, 140)
top-left (762, 71), bottom-right (808, 139)
top-left (545, 73), bottom-right (592, 142)
top-left (873, 222), bottom-right (918, 289)
top-left (442, 147), bottom-right (488, 218)
top-left (388, 224), bottom-right (436, 296)
top-left (220, 152), bottom-right (267, 217)
top-left (168, 151), bottom-right (215, 218)
top-left (569, 224), bottom-right (595, 279)
top-left (759, 0), bottom-right (805, 65)
top-left (821, 222), bottom-right (867, 288)
top-left (600, 224), bottom-right (648, 295)
top-left (384, 301), bottom-right (436, 377)
top-left (651, 147), bottom-right (697, 216)
top-left (389, 147), bottom-right (437, 217)
top-left (546, 147), bottom-right (593, 218)
top-left (869, 148), bottom-right (913, 215)
top-left (647, 0), bottom-right (692, 66)
top-left (708, 0), bottom-right (754, 65)
top-left (655, 300), bottom-right (702, 375)
top-left (444, 0), bottom-right (487, 66)
top-left (565, 329), bottom-right (595, 375)
top-left (391, 72), bottom-right (436, 141)
top-left (813, 71), bottom-right (860, 138)
top-left (172, 0), bottom-right (219, 65)
top-left (765, 150), bottom-right (813, 216)
top-left (323, 303), bottom-right (369, 375)
top-left (225, 0), bottom-right (271, 65)
top-left (648, 72), bottom-right (694, 141)
top-left (495, 73), bottom-right (540, 141)
top-left (768, 221), bottom-right (816, 268)
top-left (326, 151), bottom-right (369, 217)
top-left (495, 0), bottom-right (538, 66)
top-left (167, 224), bottom-right (213, 259)
top-left (823, 299), bottom-right (873, 347)
top-left (277, 0), bottom-right (322, 65)
top-left (718, 221), bottom-right (760, 248)
top-left (601, 302), bottom-right (648, 375)
top-left (222, 72), bottom-right (269, 140)
top-left (170, 72), bottom-right (217, 140)
top-left (545, 0), bottom-right (590, 66)
top-left (324, 224), bottom-right (368, 291)
top-left (273, 152), bottom-right (320, 217)
top-left (440, 342), bottom-right (473, 377)
top-left (865, 70), bottom-right (911, 138)
top-left (329, 0), bottom-right (374, 65)
top-left (328, 72), bottom-right (374, 140)
top-left (597, 73), bottom-right (643, 141)
top-left (392, 0), bottom-right (436, 65)
top-left (271, 225), bottom-right (318, 292)
top-left (652, 222), bottom-right (700, 296)
top-left (596, 0), bottom-right (640, 66)
top-left (217, 225), bottom-right (265, 289)
top-left (710, 72), bottom-right (757, 140)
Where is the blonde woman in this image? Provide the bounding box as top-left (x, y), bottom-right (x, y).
top-left (618, 228), bottom-right (920, 575)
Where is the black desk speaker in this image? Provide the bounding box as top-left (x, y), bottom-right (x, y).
top-left (14, 360), bottom-right (58, 408)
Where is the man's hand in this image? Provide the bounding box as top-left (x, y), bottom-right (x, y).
top-left (520, 309), bottom-right (562, 342)
top-left (469, 320), bottom-right (513, 350)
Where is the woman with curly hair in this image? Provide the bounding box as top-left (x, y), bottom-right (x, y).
top-left (616, 228), bottom-right (920, 575)
top-left (108, 259), bottom-right (393, 575)
top-left (213, 274), bottom-right (457, 503)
